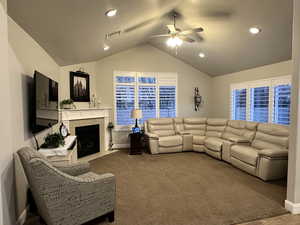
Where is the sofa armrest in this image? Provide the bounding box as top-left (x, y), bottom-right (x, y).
top-left (227, 136), bottom-right (250, 143)
top-left (177, 131), bottom-right (191, 135)
top-left (258, 149), bottom-right (288, 159)
top-left (53, 162), bottom-right (91, 176)
top-left (144, 132), bottom-right (159, 140)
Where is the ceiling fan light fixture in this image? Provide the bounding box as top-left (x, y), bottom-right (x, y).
top-left (105, 9), bottom-right (117, 17)
top-left (104, 45), bottom-right (110, 51)
top-left (249, 27), bottom-right (261, 34)
top-left (166, 36), bottom-right (183, 48)
top-left (199, 53), bottom-right (205, 58)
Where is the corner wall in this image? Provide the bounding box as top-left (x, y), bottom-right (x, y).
top-left (211, 60), bottom-right (293, 118)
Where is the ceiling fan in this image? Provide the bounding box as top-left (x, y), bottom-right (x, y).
top-left (151, 13), bottom-right (204, 48)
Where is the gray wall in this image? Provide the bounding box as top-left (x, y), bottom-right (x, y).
top-left (287, 0), bottom-right (300, 208)
top-left (0, 1), bottom-right (14, 224)
top-left (7, 17), bottom-right (60, 223)
top-left (211, 60), bottom-right (293, 119)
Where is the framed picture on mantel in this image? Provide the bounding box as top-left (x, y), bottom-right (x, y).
top-left (70, 71), bottom-right (90, 102)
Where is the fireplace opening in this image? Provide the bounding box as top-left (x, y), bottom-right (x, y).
top-left (75, 124), bottom-right (100, 158)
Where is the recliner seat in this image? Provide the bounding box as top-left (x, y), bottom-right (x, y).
top-left (204, 118), bottom-right (228, 159)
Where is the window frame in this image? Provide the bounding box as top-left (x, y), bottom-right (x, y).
top-left (230, 75), bottom-right (291, 124)
top-left (113, 71), bottom-right (178, 130)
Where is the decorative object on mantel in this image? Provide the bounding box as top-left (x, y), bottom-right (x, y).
top-left (194, 87), bottom-right (203, 111)
top-left (107, 122), bottom-right (114, 150)
top-left (40, 133), bottom-right (65, 148)
top-left (70, 70), bottom-right (90, 102)
top-left (59, 123), bottom-right (69, 138)
top-left (60, 99), bottom-right (76, 109)
top-left (131, 109), bottom-right (142, 133)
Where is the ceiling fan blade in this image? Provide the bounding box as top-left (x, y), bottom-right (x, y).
top-left (180, 36), bottom-right (195, 43)
top-left (179, 27), bottom-right (204, 35)
top-left (167, 24), bottom-right (177, 33)
top-left (151, 34), bottom-right (172, 38)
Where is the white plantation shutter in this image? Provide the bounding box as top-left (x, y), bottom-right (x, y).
top-left (230, 76), bottom-right (291, 125)
top-left (114, 71), bottom-right (177, 129)
top-left (159, 86), bottom-right (176, 118)
top-left (250, 86), bottom-right (269, 122)
top-left (273, 84), bottom-right (291, 125)
top-left (138, 85), bottom-right (156, 124)
top-left (232, 88), bottom-right (247, 120)
top-left (115, 85), bottom-right (135, 126)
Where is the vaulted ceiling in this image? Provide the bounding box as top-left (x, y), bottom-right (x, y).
top-left (8, 0), bottom-right (293, 76)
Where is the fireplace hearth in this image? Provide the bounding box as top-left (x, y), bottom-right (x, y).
top-left (75, 124), bottom-right (100, 158)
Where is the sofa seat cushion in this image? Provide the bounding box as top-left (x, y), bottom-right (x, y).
top-left (159, 135), bottom-right (183, 147)
top-left (193, 136), bottom-right (206, 145)
top-left (231, 145), bottom-right (259, 166)
top-left (204, 137), bottom-right (224, 152)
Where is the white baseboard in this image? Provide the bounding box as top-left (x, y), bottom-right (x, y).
top-left (285, 200), bottom-right (300, 214)
top-left (112, 143), bottom-right (130, 149)
top-left (16, 206), bottom-right (29, 225)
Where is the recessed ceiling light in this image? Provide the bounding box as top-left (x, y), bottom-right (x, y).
top-left (199, 53), bottom-right (205, 58)
top-left (249, 27), bottom-right (261, 34)
top-left (105, 9), bottom-right (117, 17)
top-left (104, 45), bottom-right (110, 51)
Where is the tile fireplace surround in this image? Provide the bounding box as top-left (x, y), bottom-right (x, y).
top-left (60, 107), bottom-right (113, 161)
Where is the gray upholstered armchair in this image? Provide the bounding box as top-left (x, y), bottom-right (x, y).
top-left (17, 147), bottom-right (116, 225)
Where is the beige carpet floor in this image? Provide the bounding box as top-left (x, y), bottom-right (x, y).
top-left (25, 151), bottom-right (287, 225)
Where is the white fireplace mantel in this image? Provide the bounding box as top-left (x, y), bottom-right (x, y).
top-left (60, 107), bottom-right (111, 121)
top-left (60, 107), bottom-right (113, 161)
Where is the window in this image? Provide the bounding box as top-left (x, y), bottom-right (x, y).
top-left (159, 86), bottom-right (176, 118)
top-left (232, 88), bottom-right (247, 120)
top-left (273, 84), bottom-right (291, 125)
top-left (230, 76), bottom-right (291, 125)
top-left (114, 71), bottom-right (177, 129)
top-left (250, 86), bottom-right (269, 122)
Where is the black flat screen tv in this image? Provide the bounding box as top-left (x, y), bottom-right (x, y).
top-left (32, 71), bottom-right (59, 134)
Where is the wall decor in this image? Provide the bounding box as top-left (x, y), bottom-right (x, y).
top-left (70, 71), bottom-right (90, 102)
top-left (194, 87), bottom-right (202, 111)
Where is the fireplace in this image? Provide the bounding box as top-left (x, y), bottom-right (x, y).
top-left (75, 124), bottom-right (100, 158)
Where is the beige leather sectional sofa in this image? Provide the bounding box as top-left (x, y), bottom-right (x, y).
top-left (144, 118), bottom-right (289, 181)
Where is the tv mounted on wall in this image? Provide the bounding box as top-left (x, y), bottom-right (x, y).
top-left (32, 71), bottom-right (59, 134)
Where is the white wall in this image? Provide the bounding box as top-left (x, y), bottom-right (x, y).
top-left (0, 1), bottom-right (14, 224)
top-left (95, 44), bottom-right (212, 119)
top-left (286, 0), bottom-right (300, 213)
top-left (7, 17), bottom-right (60, 222)
top-left (211, 60), bottom-right (293, 118)
top-left (60, 61), bottom-right (98, 109)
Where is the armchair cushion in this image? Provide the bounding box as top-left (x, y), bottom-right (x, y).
top-left (193, 136), bottom-right (206, 145)
top-left (53, 162), bottom-right (90, 176)
top-left (258, 149), bottom-right (288, 159)
top-left (204, 137), bottom-right (224, 152)
top-left (231, 145), bottom-right (258, 166)
top-left (159, 135), bottom-right (182, 147)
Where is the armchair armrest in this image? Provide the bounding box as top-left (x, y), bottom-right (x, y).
top-left (228, 136), bottom-right (250, 144)
top-left (258, 149), bottom-right (288, 159)
top-left (144, 132), bottom-right (159, 140)
top-left (53, 161), bottom-right (90, 176)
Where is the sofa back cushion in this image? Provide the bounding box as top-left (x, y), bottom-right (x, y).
top-left (222, 120), bottom-right (258, 142)
top-left (173, 118), bottom-right (184, 133)
top-left (206, 118), bottom-right (227, 138)
top-left (251, 123), bottom-right (289, 150)
top-left (183, 117), bottom-right (207, 136)
top-left (147, 118), bottom-right (175, 137)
